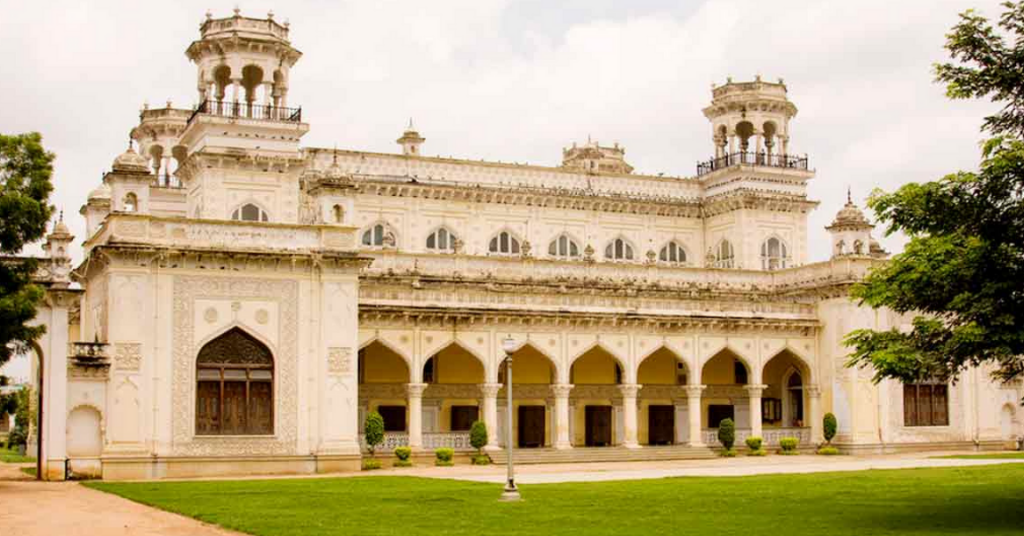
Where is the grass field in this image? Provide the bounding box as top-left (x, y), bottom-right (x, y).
top-left (937, 452), bottom-right (1024, 460)
top-left (87, 464), bottom-right (1024, 536)
top-left (0, 446), bottom-right (35, 464)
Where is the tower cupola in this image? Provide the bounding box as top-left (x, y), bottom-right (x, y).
top-left (826, 188), bottom-right (876, 258)
top-left (397, 119), bottom-right (425, 156)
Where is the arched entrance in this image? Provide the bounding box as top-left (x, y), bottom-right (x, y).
top-left (570, 345), bottom-right (624, 447)
top-left (761, 349), bottom-right (813, 445)
top-left (501, 343), bottom-right (556, 448)
top-left (637, 347), bottom-right (689, 445)
top-left (700, 348), bottom-right (750, 434)
top-left (422, 342), bottom-right (485, 437)
top-left (357, 340), bottom-right (411, 439)
top-left (195, 328), bottom-right (274, 435)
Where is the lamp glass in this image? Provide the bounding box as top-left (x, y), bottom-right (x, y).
top-left (501, 337), bottom-right (518, 355)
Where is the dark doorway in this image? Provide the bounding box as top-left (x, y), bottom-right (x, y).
top-left (585, 405), bottom-right (613, 447)
top-left (648, 405), bottom-right (675, 445)
top-left (707, 404), bottom-right (735, 428)
top-left (377, 405), bottom-right (407, 432)
top-left (450, 405), bottom-right (479, 431)
top-left (518, 405), bottom-right (545, 448)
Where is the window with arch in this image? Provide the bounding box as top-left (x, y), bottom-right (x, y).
top-left (362, 223), bottom-right (395, 247)
top-left (713, 239), bottom-right (735, 269)
top-left (604, 237), bottom-right (635, 261)
top-left (659, 241), bottom-right (687, 264)
top-left (760, 236), bottom-right (789, 270)
top-left (195, 328), bottom-right (274, 436)
top-left (232, 203), bottom-right (269, 222)
top-left (332, 204), bottom-right (345, 224)
top-left (122, 192), bottom-right (138, 213)
top-left (426, 227), bottom-right (457, 252)
top-left (488, 230), bottom-right (521, 255)
top-left (548, 233), bottom-right (580, 259)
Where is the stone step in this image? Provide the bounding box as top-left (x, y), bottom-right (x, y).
top-left (488, 445), bottom-right (717, 465)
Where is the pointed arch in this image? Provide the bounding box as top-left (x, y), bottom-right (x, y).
top-left (700, 346), bottom-right (752, 386)
top-left (760, 234), bottom-right (790, 270)
top-left (361, 221), bottom-right (396, 248)
top-left (488, 228), bottom-right (522, 255)
top-left (195, 327), bottom-right (275, 436)
top-left (711, 238), bottom-right (735, 269)
top-left (548, 232), bottom-right (582, 259)
top-left (658, 240), bottom-right (689, 265)
top-left (569, 342), bottom-right (629, 384)
top-left (425, 225), bottom-right (458, 252)
top-left (603, 236), bottom-right (636, 261)
top-left (357, 337), bottom-right (413, 372)
top-left (422, 340), bottom-right (486, 384)
top-left (231, 201), bottom-right (270, 222)
top-left (761, 347), bottom-right (813, 384)
top-left (637, 345), bottom-right (689, 386)
top-left (502, 341), bottom-right (559, 385)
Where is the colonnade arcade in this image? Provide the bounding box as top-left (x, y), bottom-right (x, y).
top-left (355, 326), bottom-right (821, 452)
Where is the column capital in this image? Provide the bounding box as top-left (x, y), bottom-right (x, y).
top-left (550, 383), bottom-right (575, 398)
top-left (405, 382), bottom-right (428, 398)
top-left (744, 384), bottom-right (769, 396)
top-left (478, 383), bottom-right (502, 398)
top-left (806, 385), bottom-right (822, 398)
top-left (684, 384), bottom-right (706, 398)
top-left (617, 383), bottom-right (642, 398)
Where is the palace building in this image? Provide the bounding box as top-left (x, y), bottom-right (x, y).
top-left (24, 10), bottom-right (1022, 480)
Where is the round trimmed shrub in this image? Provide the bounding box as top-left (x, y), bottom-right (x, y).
top-left (717, 418), bottom-right (735, 451)
top-left (779, 436), bottom-right (799, 454)
top-left (471, 454), bottom-right (491, 465)
top-left (823, 413), bottom-right (838, 445)
top-left (435, 447), bottom-right (454, 466)
top-left (745, 436), bottom-right (763, 452)
top-left (394, 446), bottom-right (412, 466)
top-left (817, 446), bottom-right (840, 456)
top-left (470, 420), bottom-right (488, 455)
top-left (361, 458), bottom-right (382, 471)
top-left (721, 448), bottom-right (738, 457)
top-left (364, 411), bottom-right (384, 457)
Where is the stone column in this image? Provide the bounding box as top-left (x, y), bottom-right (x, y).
top-left (746, 384), bottom-right (767, 439)
top-left (478, 383), bottom-right (502, 450)
top-left (618, 384), bottom-right (641, 448)
top-left (406, 383), bottom-right (427, 450)
top-left (550, 384), bottom-right (574, 449)
top-left (686, 385), bottom-right (706, 447)
top-left (807, 385), bottom-right (822, 446)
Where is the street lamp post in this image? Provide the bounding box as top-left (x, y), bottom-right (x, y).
top-left (500, 335), bottom-right (521, 502)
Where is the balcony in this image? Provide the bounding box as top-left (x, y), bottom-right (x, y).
top-left (187, 99), bottom-right (302, 125)
top-left (696, 151), bottom-right (809, 177)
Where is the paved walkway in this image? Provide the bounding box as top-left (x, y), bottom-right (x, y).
top-left (0, 463), bottom-right (241, 536)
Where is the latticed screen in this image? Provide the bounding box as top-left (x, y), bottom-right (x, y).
top-left (903, 383), bottom-right (949, 427)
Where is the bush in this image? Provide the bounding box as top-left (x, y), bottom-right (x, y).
top-left (435, 447), bottom-right (454, 466)
top-left (745, 436), bottom-right (763, 452)
top-left (364, 411), bottom-right (384, 457)
top-left (470, 421), bottom-right (488, 455)
top-left (6, 426), bottom-right (26, 448)
top-left (471, 454), bottom-right (491, 465)
top-left (749, 448), bottom-right (768, 456)
top-left (361, 458), bottom-right (382, 470)
top-left (823, 413), bottom-right (838, 445)
top-left (721, 448), bottom-right (738, 458)
top-left (717, 418), bottom-right (735, 451)
top-left (393, 446), bottom-right (412, 466)
top-left (817, 446), bottom-right (840, 456)
top-left (779, 436), bottom-right (799, 454)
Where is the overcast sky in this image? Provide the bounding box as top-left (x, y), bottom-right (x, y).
top-left (0, 0), bottom-right (1006, 380)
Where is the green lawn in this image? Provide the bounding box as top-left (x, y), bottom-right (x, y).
top-left (86, 465), bottom-right (1024, 536)
top-left (937, 452), bottom-right (1024, 460)
top-left (0, 446), bottom-right (35, 463)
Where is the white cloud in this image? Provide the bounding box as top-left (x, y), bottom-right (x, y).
top-left (0, 0), bottom-right (1005, 262)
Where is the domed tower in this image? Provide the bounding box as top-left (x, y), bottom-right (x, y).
top-left (826, 189), bottom-right (877, 258)
top-left (701, 76), bottom-right (798, 162)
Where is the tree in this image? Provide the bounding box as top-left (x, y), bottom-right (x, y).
top-left (469, 420), bottom-right (487, 455)
top-left (823, 413), bottom-right (837, 445)
top-left (845, 2), bottom-right (1024, 388)
top-left (717, 418), bottom-right (735, 452)
top-left (363, 411), bottom-right (384, 458)
top-left (0, 132), bottom-right (55, 370)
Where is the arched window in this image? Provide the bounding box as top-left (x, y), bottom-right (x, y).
top-left (488, 231), bottom-right (520, 255)
top-left (332, 204), bottom-right (344, 224)
top-left (122, 193), bottom-right (138, 213)
top-left (232, 203), bottom-right (269, 222)
top-left (548, 233), bottom-right (580, 259)
top-left (853, 239), bottom-right (864, 255)
top-left (713, 239), bottom-right (735, 268)
top-left (605, 237), bottom-right (634, 261)
top-left (426, 227), bottom-right (457, 252)
top-left (362, 223), bottom-right (395, 247)
top-left (760, 237), bottom-right (788, 270)
top-left (659, 241), bottom-right (687, 264)
top-left (195, 328), bottom-right (274, 435)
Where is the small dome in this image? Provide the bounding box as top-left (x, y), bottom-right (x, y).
top-left (88, 183), bottom-right (111, 200)
top-left (111, 146), bottom-right (151, 174)
top-left (827, 189), bottom-right (873, 230)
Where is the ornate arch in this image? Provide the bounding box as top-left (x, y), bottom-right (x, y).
top-left (510, 340), bottom-right (562, 384)
top-left (569, 341), bottom-right (630, 383)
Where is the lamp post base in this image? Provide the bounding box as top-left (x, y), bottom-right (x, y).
top-left (500, 485), bottom-right (522, 502)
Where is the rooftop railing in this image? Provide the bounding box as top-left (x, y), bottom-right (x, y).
top-left (187, 99), bottom-right (302, 125)
top-left (696, 151), bottom-right (809, 177)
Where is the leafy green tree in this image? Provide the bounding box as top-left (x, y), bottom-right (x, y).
top-left (845, 2), bottom-right (1024, 388)
top-left (0, 132), bottom-right (55, 370)
top-left (363, 411), bottom-right (384, 458)
top-left (823, 413), bottom-right (838, 445)
top-left (717, 418), bottom-right (735, 451)
top-left (469, 420), bottom-right (488, 456)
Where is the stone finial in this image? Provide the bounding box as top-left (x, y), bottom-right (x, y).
top-left (233, 6), bottom-right (241, 17)
top-left (267, 10), bottom-right (275, 20)
top-left (205, 9), bottom-right (213, 20)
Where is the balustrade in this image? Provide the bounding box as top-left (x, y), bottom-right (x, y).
top-left (702, 427), bottom-right (810, 447)
top-left (358, 432), bottom-right (473, 452)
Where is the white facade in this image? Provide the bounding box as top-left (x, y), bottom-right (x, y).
top-left (24, 11), bottom-right (1022, 480)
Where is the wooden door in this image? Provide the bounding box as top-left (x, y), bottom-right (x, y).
top-left (451, 406), bottom-right (479, 431)
top-left (377, 405), bottom-right (407, 432)
top-left (585, 406), bottom-right (612, 447)
top-left (648, 405), bottom-right (675, 445)
top-left (518, 406), bottom-right (545, 448)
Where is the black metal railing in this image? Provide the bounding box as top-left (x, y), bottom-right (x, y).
top-left (696, 151), bottom-right (808, 176)
top-left (188, 99), bottom-right (302, 124)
